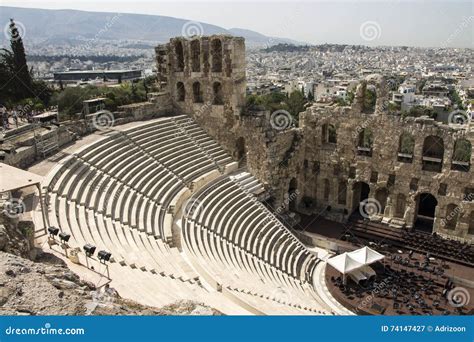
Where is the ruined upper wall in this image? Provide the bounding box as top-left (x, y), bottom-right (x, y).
top-left (155, 35), bottom-right (246, 117)
top-left (154, 39), bottom-right (474, 241)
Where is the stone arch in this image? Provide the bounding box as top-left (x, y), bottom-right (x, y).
top-left (235, 137), bottom-right (246, 164)
top-left (323, 178), bottom-right (330, 201)
top-left (352, 181), bottom-right (370, 212)
top-left (190, 39), bottom-right (201, 72)
top-left (394, 193), bottom-right (406, 218)
top-left (357, 128), bottom-right (373, 156)
top-left (212, 82), bottom-right (223, 105)
top-left (192, 81), bottom-right (203, 103)
top-left (211, 38), bottom-right (223, 72)
top-left (288, 178), bottom-right (298, 211)
top-left (174, 40), bottom-right (184, 72)
top-left (375, 188), bottom-right (389, 214)
top-left (469, 211), bottom-right (474, 235)
top-left (364, 84), bottom-right (377, 114)
top-left (398, 132), bottom-right (415, 162)
top-left (444, 203), bottom-right (460, 230)
top-left (451, 138), bottom-right (471, 172)
top-left (322, 123), bottom-right (337, 144)
top-left (422, 135), bottom-right (444, 172)
top-left (338, 180), bottom-right (347, 205)
top-left (414, 192), bottom-right (438, 233)
top-left (176, 82), bottom-right (185, 102)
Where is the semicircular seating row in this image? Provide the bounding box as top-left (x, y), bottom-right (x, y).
top-left (42, 114), bottom-right (327, 314)
top-left (182, 176), bottom-right (328, 314)
top-left (42, 115), bottom-right (238, 309)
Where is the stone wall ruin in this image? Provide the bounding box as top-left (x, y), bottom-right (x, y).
top-left (156, 35), bottom-right (474, 242)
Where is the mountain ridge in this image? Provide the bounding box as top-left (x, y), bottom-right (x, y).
top-left (0, 6), bottom-right (306, 48)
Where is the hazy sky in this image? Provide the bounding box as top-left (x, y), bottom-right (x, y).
top-left (1, 0), bottom-right (473, 47)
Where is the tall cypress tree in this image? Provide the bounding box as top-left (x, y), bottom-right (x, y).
top-left (9, 18), bottom-right (33, 98)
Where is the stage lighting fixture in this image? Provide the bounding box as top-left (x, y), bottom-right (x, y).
top-left (83, 244), bottom-right (96, 257)
top-left (59, 232), bottom-right (71, 243)
top-left (98, 250), bottom-right (112, 263)
top-left (47, 226), bottom-right (60, 236)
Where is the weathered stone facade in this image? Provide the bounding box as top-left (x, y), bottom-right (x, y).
top-left (156, 36), bottom-right (474, 242)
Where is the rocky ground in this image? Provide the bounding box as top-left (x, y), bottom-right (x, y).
top-left (0, 214), bottom-right (221, 316)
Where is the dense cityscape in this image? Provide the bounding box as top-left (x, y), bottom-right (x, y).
top-left (9, 39), bottom-right (473, 127)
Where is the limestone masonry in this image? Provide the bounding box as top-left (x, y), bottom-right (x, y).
top-left (155, 35), bottom-right (474, 242)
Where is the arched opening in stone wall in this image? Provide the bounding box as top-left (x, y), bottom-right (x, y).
top-left (422, 135), bottom-right (444, 172)
top-left (211, 39), bottom-right (223, 72)
top-left (363, 85), bottom-right (377, 114)
top-left (357, 128), bottom-right (373, 157)
top-left (397, 132), bottom-right (415, 162)
top-left (213, 82), bottom-right (223, 105)
top-left (288, 178), bottom-right (298, 211)
top-left (338, 180), bottom-right (347, 205)
top-left (394, 193), bottom-right (406, 218)
top-left (190, 40), bottom-right (201, 72)
top-left (444, 203), bottom-right (459, 230)
top-left (328, 124), bottom-right (337, 144)
top-left (414, 193), bottom-right (438, 233)
top-left (469, 212), bottom-right (474, 235)
top-left (176, 82), bottom-right (185, 102)
top-left (375, 188), bottom-right (389, 215)
top-left (352, 181), bottom-right (370, 212)
top-left (451, 138), bottom-right (471, 172)
top-left (192, 82), bottom-right (203, 103)
top-left (174, 40), bottom-right (184, 72)
top-left (235, 137), bottom-right (246, 165)
top-left (322, 124), bottom-right (337, 144)
top-left (323, 179), bottom-right (330, 201)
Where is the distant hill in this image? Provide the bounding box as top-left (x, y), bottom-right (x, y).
top-left (0, 6), bottom-right (306, 48)
top-left (261, 43), bottom-right (312, 53)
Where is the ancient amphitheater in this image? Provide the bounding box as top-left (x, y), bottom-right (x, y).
top-left (3, 35), bottom-right (471, 315)
top-left (34, 114), bottom-right (325, 314)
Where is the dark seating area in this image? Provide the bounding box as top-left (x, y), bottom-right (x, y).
top-left (326, 249), bottom-right (474, 316)
top-left (347, 215), bottom-right (474, 267)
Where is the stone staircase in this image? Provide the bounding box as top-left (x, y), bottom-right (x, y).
top-left (34, 127), bottom-right (59, 159)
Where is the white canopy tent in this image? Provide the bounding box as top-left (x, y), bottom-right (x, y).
top-left (327, 247), bottom-right (385, 285)
top-left (327, 253), bottom-right (363, 274)
top-left (347, 246), bottom-right (385, 265)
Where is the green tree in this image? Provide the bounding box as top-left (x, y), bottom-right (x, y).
top-left (51, 80), bottom-right (149, 118)
top-left (346, 90), bottom-right (355, 105)
top-left (448, 89), bottom-right (465, 110)
top-left (363, 88), bottom-right (376, 113)
top-left (9, 19), bottom-right (33, 99)
top-left (399, 132), bottom-right (415, 154)
top-left (0, 19), bottom-right (53, 106)
top-left (408, 105), bottom-right (436, 119)
top-left (286, 90), bottom-right (307, 118)
top-left (453, 139), bottom-right (471, 162)
top-left (243, 90), bottom-right (307, 122)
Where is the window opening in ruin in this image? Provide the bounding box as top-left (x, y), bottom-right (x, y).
top-left (414, 193), bottom-right (438, 233)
